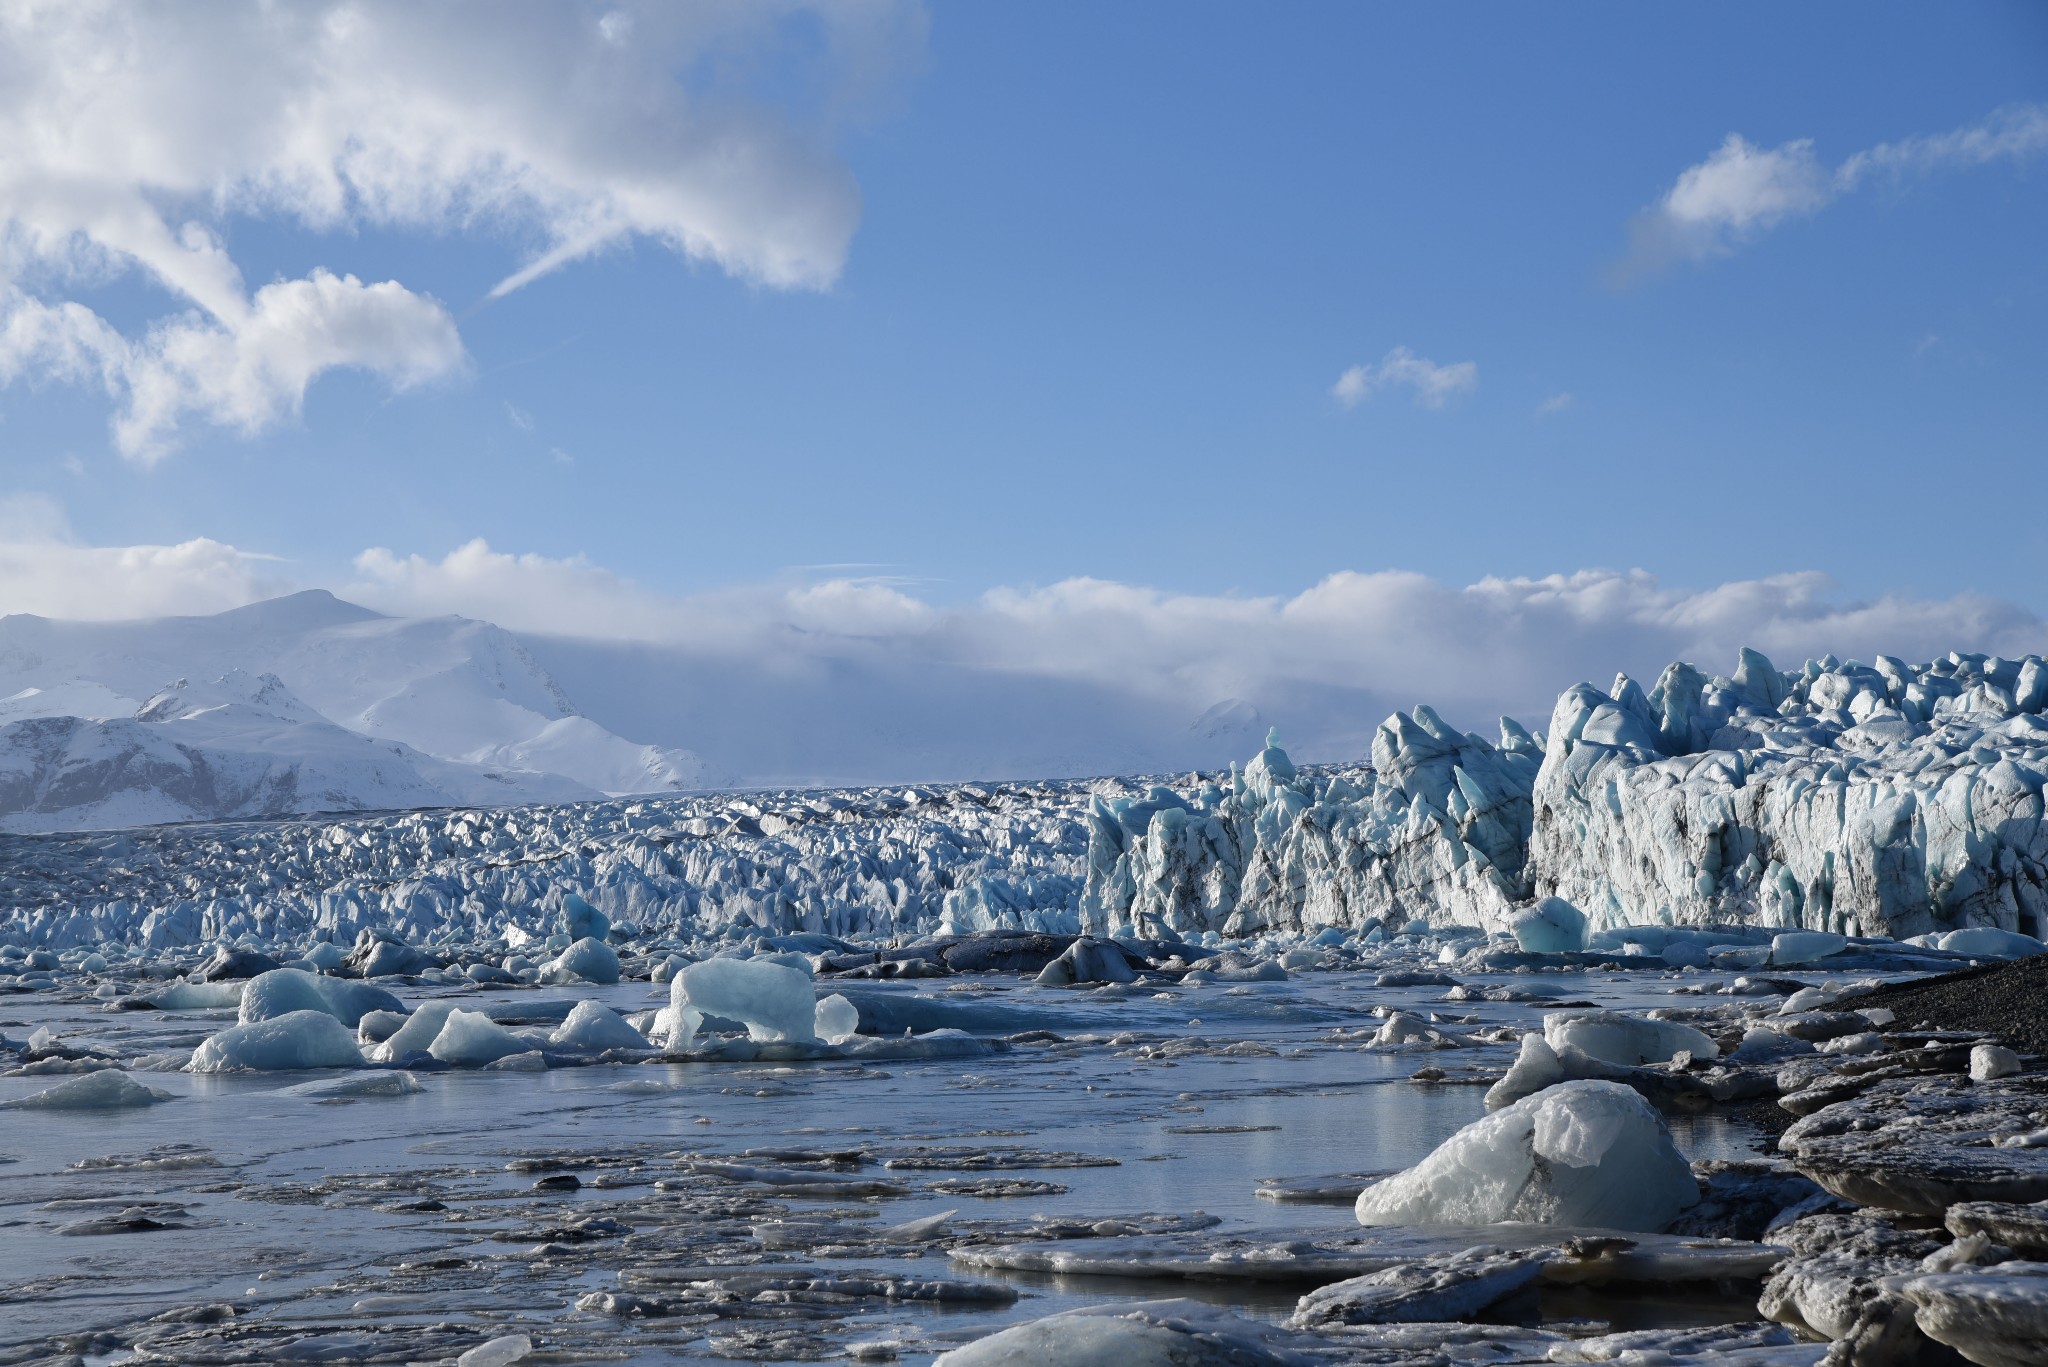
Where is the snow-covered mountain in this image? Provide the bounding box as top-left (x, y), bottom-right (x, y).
top-left (0, 592), bottom-right (704, 830)
top-left (0, 670), bottom-right (601, 833)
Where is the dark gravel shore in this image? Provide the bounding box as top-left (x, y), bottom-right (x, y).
top-left (1851, 953), bottom-right (2048, 1057)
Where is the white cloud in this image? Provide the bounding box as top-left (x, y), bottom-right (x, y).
top-left (1839, 103), bottom-right (2048, 187)
top-left (0, 0), bottom-right (922, 458)
top-left (1333, 347), bottom-right (1478, 410)
top-left (7, 516), bottom-right (2042, 750)
top-left (0, 494), bottom-right (289, 620)
top-left (1624, 103), bottom-right (2048, 276)
top-left (1535, 392), bottom-right (1573, 416)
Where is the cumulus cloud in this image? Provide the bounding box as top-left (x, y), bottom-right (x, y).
top-left (1622, 102), bottom-right (2048, 277)
top-left (0, 0), bottom-right (921, 458)
top-left (1332, 347), bottom-right (1478, 410)
top-left (7, 517), bottom-right (2043, 751)
top-left (1, 271), bottom-right (465, 460)
top-left (0, 494), bottom-right (290, 620)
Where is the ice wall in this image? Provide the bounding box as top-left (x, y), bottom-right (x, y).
top-left (1528, 649), bottom-right (2048, 940)
top-left (1085, 648), bottom-right (2048, 944)
top-left (1080, 718), bottom-right (1539, 937)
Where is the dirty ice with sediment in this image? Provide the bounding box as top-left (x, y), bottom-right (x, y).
top-left (7, 636), bottom-right (2048, 1364)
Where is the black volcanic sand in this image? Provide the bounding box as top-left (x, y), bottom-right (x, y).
top-left (1851, 953), bottom-right (2048, 1058)
top-left (1725, 954), bottom-right (2048, 1152)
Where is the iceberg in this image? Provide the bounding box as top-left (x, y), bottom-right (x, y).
top-left (813, 993), bottom-right (860, 1045)
top-left (0, 1069), bottom-right (172, 1110)
top-left (239, 967), bottom-right (404, 1028)
top-left (548, 1000), bottom-right (648, 1052)
top-left (1507, 897), bottom-right (1588, 953)
top-left (1355, 1080), bottom-right (1700, 1232)
top-left (191, 1010), bottom-right (366, 1071)
top-left (365, 1001), bottom-right (459, 1063)
top-left (935, 1297), bottom-right (1311, 1366)
top-left (665, 957), bottom-right (818, 1045)
top-left (428, 1009), bottom-right (535, 1066)
top-left (1542, 1011), bottom-right (1721, 1067)
top-left (541, 936), bottom-right (620, 985)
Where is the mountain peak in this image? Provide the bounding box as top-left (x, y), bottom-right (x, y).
top-left (211, 590), bottom-right (385, 631)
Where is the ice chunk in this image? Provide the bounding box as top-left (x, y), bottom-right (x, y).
top-left (458, 1335), bottom-right (533, 1367)
top-left (365, 1001), bottom-right (458, 1063)
top-left (301, 942), bottom-right (345, 971)
top-left (1355, 1080), bottom-right (1700, 1232)
top-left (146, 978), bottom-right (249, 1010)
top-left (540, 936), bottom-right (620, 985)
top-left (0, 1069), bottom-right (173, 1110)
top-left (814, 994), bottom-right (860, 1045)
top-left (428, 1009), bottom-right (535, 1066)
top-left (1900, 1261), bottom-right (2048, 1367)
top-left (1940, 927), bottom-right (2048, 959)
top-left (191, 1010), bottom-right (366, 1072)
top-left (669, 956), bottom-right (817, 1044)
top-left (548, 1000), bottom-right (648, 1052)
top-left (1293, 1246), bottom-right (1554, 1325)
top-left (239, 968), bottom-right (403, 1028)
top-left (1485, 1032), bottom-right (1565, 1110)
top-left (935, 1297), bottom-right (1310, 1366)
top-left (559, 894), bottom-right (610, 943)
top-left (281, 1071), bottom-right (425, 1102)
top-left (1771, 932), bottom-right (1847, 966)
top-left (1543, 1010), bottom-right (1720, 1066)
top-left (1507, 897), bottom-right (1588, 953)
top-left (1973, 1044), bottom-right (2023, 1082)
top-left (1035, 936), bottom-right (1139, 986)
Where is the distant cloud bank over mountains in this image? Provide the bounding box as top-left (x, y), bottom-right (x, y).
top-left (2, 571), bottom-right (2042, 831)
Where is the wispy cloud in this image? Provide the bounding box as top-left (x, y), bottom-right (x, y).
top-left (1535, 392), bottom-right (1574, 417)
top-left (1332, 347), bottom-right (1478, 410)
top-left (1621, 102), bottom-right (2048, 278)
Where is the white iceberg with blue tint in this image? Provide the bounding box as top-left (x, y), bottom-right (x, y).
top-left (191, 1010), bottom-right (366, 1071)
top-left (1543, 1011), bottom-right (1720, 1067)
top-left (1507, 897), bottom-right (1588, 953)
top-left (549, 1000), bottom-right (649, 1051)
top-left (1355, 1080), bottom-right (1700, 1232)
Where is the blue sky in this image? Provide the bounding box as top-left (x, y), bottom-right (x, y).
top-left (1, 1), bottom-right (2045, 684)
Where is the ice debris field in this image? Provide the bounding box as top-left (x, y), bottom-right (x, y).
top-left (5, 647), bottom-right (2048, 1365)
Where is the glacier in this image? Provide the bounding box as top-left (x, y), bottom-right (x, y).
top-left (2, 644), bottom-right (2046, 954)
top-left (1082, 647), bottom-right (2048, 944)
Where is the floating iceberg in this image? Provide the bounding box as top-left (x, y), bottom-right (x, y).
top-left (549, 1000), bottom-right (648, 1052)
top-left (0, 1069), bottom-right (172, 1110)
top-left (1543, 1011), bottom-right (1721, 1067)
top-left (239, 968), bottom-right (402, 1028)
top-left (1484, 1032), bottom-right (1565, 1110)
top-left (428, 1009), bottom-right (535, 1066)
top-left (813, 993), bottom-right (860, 1045)
top-left (1507, 897), bottom-right (1588, 953)
top-left (191, 1010), bottom-right (366, 1072)
top-left (365, 1001), bottom-right (458, 1064)
top-left (664, 957), bottom-right (818, 1045)
top-left (935, 1297), bottom-right (1311, 1366)
top-left (1355, 1080), bottom-right (1700, 1232)
top-left (541, 936), bottom-right (620, 985)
